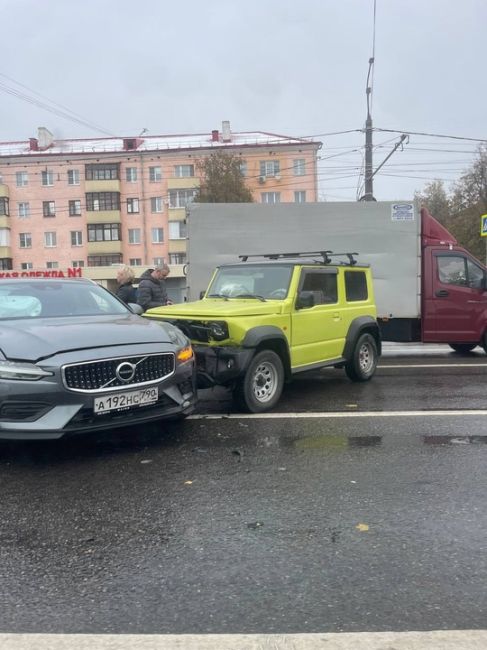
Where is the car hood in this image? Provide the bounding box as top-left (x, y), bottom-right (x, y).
top-left (0, 314), bottom-right (173, 362)
top-left (145, 299), bottom-right (284, 320)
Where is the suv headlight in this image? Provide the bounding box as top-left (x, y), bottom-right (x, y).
top-left (0, 360), bottom-right (54, 381)
top-left (208, 321), bottom-right (228, 341)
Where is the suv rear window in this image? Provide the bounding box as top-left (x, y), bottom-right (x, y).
top-left (345, 271), bottom-right (368, 301)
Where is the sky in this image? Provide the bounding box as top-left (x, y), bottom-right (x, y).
top-left (2, 0), bottom-right (486, 201)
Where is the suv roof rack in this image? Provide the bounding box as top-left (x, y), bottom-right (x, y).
top-left (238, 251), bottom-right (358, 266)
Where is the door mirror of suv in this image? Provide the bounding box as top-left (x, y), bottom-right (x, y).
top-left (296, 291), bottom-right (315, 309)
top-left (128, 303), bottom-right (143, 315)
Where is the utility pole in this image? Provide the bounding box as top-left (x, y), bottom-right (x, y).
top-left (361, 57), bottom-right (375, 201)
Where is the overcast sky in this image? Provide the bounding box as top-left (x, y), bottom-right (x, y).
top-left (2, 0), bottom-right (486, 201)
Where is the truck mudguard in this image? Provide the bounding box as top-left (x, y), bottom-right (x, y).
top-left (342, 316), bottom-right (381, 360)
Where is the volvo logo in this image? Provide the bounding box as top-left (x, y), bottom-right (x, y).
top-left (115, 361), bottom-right (136, 383)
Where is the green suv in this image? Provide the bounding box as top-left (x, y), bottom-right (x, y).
top-left (144, 251), bottom-right (381, 412)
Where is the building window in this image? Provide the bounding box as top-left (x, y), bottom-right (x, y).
top-left (0, 229), bottom-right (10, 247)
top-left (151, 197), bottom-right (163, 213)
top-left (153, 257), bottom-right (165, 266)
top-left (127, 198), bottom-right (140, 213)
top-left (294, 191), bottom-right (306, 203)
top-left (68, 169), bottom-right (80, 185)
top-left (41, 170), bottom-right (54, 186)
top-left (85, 163), bottom-right (119, 180)
top-left (293, 159), bottom-right (306, 176)
top-left (169, 221), bottom-right (187, 239)
top-left (46, 261), bottom-right (59, 269)
top-left (21, 262), bottom-right (33, 270)
top-left (239, 161), bottom-right (247, 176)
top-left (87, 254), bottom-right (123, 267)
top-left (19, 233), bottom-right (32, 248)
top-left (126, 167), bottom-right (137, 182)
top-left (174, 164), bottom-right (194, 178)
top-left (149, 166), bottom-right (162, 182)
top-left (259, 160), bottom-right (280, 177)
top-left (169, 253), bottom-right (186, 265)
top-left (129, 258), bottom-right (142, 266)
top-left (87, 223), bottom-right (121, 242)
top-left (0, 197), bottom-right (9, 216)
top-left (43, 201), bottom-right (56, 217)
top-left (69, 199), bottom-right (82, 216)
top-left (18, 202), bottom-right (30, 218)
top-left (71, 231), bottom-right (83, 246)
top-left (151, 227), bottom-right (164, 243)
top-left (72, 260), bottom-right (85, 268)
top-left (16, 171), bottom-right (28, 187)
top-left (86, 192), bottom-right (120, 211)
top-left (169, 189), bottom-right (197, 208)
top-left (261, 192), bottom-right (281, 204)
top-left (0, 258), bottom-right (13, 270)
top-left (128, 228), bottom-right (141, 244)
top-left (44, 232), bottom-right (57, 248)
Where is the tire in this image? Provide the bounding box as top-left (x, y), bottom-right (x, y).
top-left (345, 333), bottom-right (378, 382)
top-left (234, 350), bottom-right (285, 413)
top-left (449, 343), bottom-right (477, 354)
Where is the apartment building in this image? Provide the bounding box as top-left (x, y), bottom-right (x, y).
top-left (0, 122), bottom-right (321, 299)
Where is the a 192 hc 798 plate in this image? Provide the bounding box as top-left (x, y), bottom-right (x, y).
top-left (94, 387), bottom-right (158, 414)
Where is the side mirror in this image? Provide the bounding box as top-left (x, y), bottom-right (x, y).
top-left (296, 291), bottom-right (315, 310)
top-left (128, 303), bottom-right (144, 315)
top-left (199, 290), bottom-right (206, 300)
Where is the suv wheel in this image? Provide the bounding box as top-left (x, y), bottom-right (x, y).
top-left (234, 350), bottom-right (284, 413)
top-left (345, 333), bottom-right (378, 382)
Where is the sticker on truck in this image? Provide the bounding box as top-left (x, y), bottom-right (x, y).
top-left (391, 203), bottom-right (415, 221)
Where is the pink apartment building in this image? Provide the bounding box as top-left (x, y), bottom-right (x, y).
top-left (0, 122), bottom-right (321, 300)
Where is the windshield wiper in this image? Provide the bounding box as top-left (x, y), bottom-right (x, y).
top-left (233, 293), bottom-right (267, 302)
top-left (207, 293), bottom-right (229, 300)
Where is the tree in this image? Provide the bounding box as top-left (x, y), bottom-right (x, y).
top-left (414, 179), bottom-right (451, 225)
top-left (195, 151), bottom-right (254, 203)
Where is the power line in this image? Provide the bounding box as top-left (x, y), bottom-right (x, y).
top-left (375, 127), bottom-right (487, 143)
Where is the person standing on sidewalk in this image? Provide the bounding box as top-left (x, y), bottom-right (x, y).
top-left (137, 265), bottom-right (172, 312)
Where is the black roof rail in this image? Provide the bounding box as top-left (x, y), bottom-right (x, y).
top-left (238, 251), bottom-right (359, 266)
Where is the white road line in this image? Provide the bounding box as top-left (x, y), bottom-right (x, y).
top-left (379, 362), bottom-right (487, 368)
top-left (189, 410), bottom-right (487, 419)
top-left (2, 631), bottom-right (487, 649)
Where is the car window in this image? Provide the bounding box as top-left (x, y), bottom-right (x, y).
top-left (300, 270), bottom-right (338, 304)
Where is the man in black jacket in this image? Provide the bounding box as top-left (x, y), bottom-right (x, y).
top-left (137, 265), bottom-right (171, 312)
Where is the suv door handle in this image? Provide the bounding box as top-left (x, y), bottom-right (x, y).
top-left (333, 312), bottom-right (341, 320)
top-left (435, 289), bottom-right (449, 297)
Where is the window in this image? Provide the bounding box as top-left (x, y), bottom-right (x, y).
top-left (174, 164), bottom-right (194, 178)
top-left (259, 160), bottom-right (280, 177)
top-left (44, 232), bottom-right (57, 248)
top-left (293, 159), bottom-right (306, 176)
top-left (43, 201), bottom-right (56, 217)
top-left (294, 191), bottom-right (306, 203)
top-left (87, 254), bottom-right (123, 267)
top-left (0, 229), bottom-right (10, 246)
top-left (169, 253), bottom-right (186, 264)
top-left (0, 258), bottom-right (13, 270)
top-left (239, 161), bottom-right (247, 176)
top-left (127, 198), bottom-right (140, 213)
top-left (0, 197), bottom-right (9, 216)
top-left (169, 188), bottom-right (197, 208)
top-left (345, 271), bottom-right (368, 301)
top-left (151, 227), bottom-right (164, 243)
top-left (16, 171), bottom-right (28, 187)
top-left (21, 262), bottom-right (33, 270)
top-left (87, 223), bottom-right (121, 242)
top-left (85, 163), bottom-right (119, 180)
top-left (69, 199), bottom-right (82, 216)
top-left (18, 202), bottom-right (30, 218)
top-left (261, 192), bottom-right (281, 204)
top-left (86, 192), bottom-right (120, 211)
top-left (46, 261), bottom-right (59, 269)
top-left (71, 231), bottom-right (83, 246)
top-left (151, 196), bottom-right (163, 213)
top-left (72, 260), bottom-right (85, 268)
top-left (19, 233), bottom-right (32, 248)
top-left (41, 170), bottom-right (54, 186)
top-left (169, 221), bottom-right (187, 239)
top-left (301, 269), bottom-right (338, 304)
top-left (149, 166), bottom-right (162, 182)
top-left (129, 258), bottom-right (142, 266)
top-left (437, 254), bottom-right (486, 289)
top-left (126, 167), bottom-right (137, 182)
top-left (128, 228), bottom-right (141, 244)
top-left (153, 257), bottom-right (165, 266)
top-left (68, 169), bottom-right (80, 185)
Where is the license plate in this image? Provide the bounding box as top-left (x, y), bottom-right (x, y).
top-left (94, 387), bottom-right (158, 414)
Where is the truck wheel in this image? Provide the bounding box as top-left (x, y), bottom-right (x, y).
top-left (345, 333), bottom-right (378, 382)
top-left (449, 343), bottom-right (477, 353)
top-left (234, 350), bottom-right (284, 413)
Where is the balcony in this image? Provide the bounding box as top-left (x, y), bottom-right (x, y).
top-left (168, 208), bottom-right (186, 221)
top-left (167, 177), bottom-right (200, 190)
top-left (85, 179), bottom-right (121, 192)
top-left (87, 240), bottom-right (123, 255)
top-left (168, 239), bottom-right (187, 254)
top-left (0, 184), bottom-right (9, 198)
top-left (86, 210), bottom-right (121, 224)
top-left (0, 216), bottom-right (9, 229)
top-left (0, 246), bottom-right (12, 258)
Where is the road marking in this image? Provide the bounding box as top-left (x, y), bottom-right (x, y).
top-left (190, 410), bottom-right (487, 419)
top-left (1, 631), bottom-right (487, 649)
top-left (379, 362), bottom-right (487, 368)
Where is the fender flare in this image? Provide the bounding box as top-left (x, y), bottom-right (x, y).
top-left (342, 316), bottom-right (381, 360)
top-left (242, 325), bottom-right (289, 349)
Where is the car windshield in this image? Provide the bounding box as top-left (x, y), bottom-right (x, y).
top-left (207, 264), bottom-right (293, 300)
top-left (0, 281), bottom-right (129, 320)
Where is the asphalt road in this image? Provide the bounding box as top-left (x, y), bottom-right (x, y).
top-left (0, 344), bottom-right (486, 634)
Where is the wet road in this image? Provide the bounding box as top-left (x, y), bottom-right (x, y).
top-left (0, 345), bottom-right (486, 634)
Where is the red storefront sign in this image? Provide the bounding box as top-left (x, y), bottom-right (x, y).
top-left (0, 267), bottom-right (83, 279)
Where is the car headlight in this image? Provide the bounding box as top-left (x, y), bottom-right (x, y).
top-left (208, 321), bottom-right (229, 341)
top-left (0, 360), bottom-right (54, 381)
top-left (176, 346), bottom-right (194, 364)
